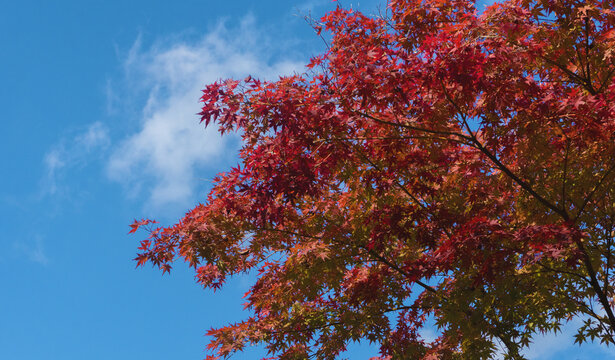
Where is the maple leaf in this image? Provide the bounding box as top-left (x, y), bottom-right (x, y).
top-left (128, 218), bottom-right (157, 234)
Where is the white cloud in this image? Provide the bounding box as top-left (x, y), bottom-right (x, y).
top-left (106, 16), bottom-right (305, 210)
top-left (43, 121), bottom-right (110, 195)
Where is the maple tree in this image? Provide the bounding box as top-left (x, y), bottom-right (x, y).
top-left (131, 0), bottom-right (615, 358)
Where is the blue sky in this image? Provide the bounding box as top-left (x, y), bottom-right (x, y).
top-left (0, 1), bottom-right (613, 359)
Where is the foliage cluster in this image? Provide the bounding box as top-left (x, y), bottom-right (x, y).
top-left (133, 0), bottom-right (615, 358)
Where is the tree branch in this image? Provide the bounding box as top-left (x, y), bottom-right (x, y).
top-left (354, 110), bottom-right (474, 143)
top-left (574, 161), bottom-right (615, 223)
top-left (439, 80), bottom-right (570, 220)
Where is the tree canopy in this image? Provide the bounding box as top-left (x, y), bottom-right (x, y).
top-left (132, 0), bottom-right (615, 358)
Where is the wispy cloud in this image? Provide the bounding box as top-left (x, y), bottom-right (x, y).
top-left (75, 121), bottom-right (111, 151)
top-left (43, 122), bottom-right (110, 196)
top-left (106, 16), bottom-right (305, 211)
top-left (14, 235), bottom-right (49, 265)
top-left (296, 0), bottom-right (331, 13)
top-left (44, 149), bottom-right (66, 196)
